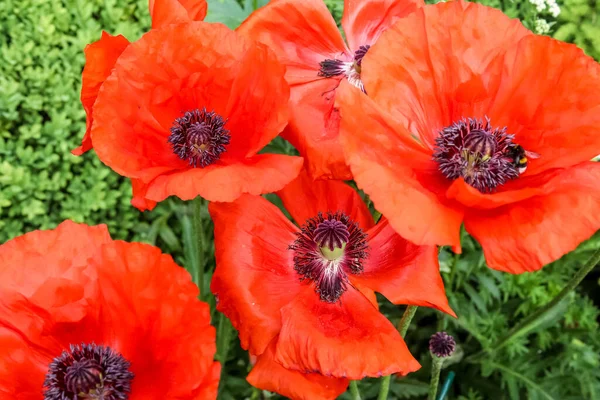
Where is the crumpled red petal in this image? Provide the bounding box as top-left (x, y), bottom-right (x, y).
top-left (247, 340), bottom-right (349, 400)
top-left (142, 154), bottom-right (303, 205)
top-left (209, 195), bottom-right (302, 356)
top-left (361, 0), bottom-right (530, 149)
top-left (73, 32), bottom-right (129, 156)
top-left (149, 0), bottom-right (207, 28)
top-left (351, 218), bottom-right (455, 316)
top-left (465, 162), bottom-right (600, 273)
top-left (277, 169), bottom-right (374, 230)
top-left (342, 0), bottom-right (424, 51)
top-left (274, 286), bottom-right (420, 379)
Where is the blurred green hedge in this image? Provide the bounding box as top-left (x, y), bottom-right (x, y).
top-left (0, 0), bottom-right (151, 243)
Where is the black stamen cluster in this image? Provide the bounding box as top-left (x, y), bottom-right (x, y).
top-left (433, 117), bottom-right (519, 193)
top-left (168, 108), bottom-right (230, 168)
top-left (290, 211), bottom-right (368, 303)
top-left (44, 343), bottom-right (134, 400)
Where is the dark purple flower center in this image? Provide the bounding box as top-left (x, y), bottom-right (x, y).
top-left (44, 343), bottom-right (134, 400)
top-left (290, 211), bottom-right (368, 303)
top-left (433, 117), bottom-right (527, 193)
top-left (353, 45), bottom-right (370, 66)
top-left (168, 108), bottom-right (230, 168)
top-left (429, 332), bottom-right (456, 358)
top-left (318, 45), bottom-right (371, 93)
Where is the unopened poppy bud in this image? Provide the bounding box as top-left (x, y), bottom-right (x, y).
top-left (429, 332), bottom-right (456, 358)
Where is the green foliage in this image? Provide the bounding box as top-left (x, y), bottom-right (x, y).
top-left (554, 0), bottom-right (600, 59)
top-left (0, 0), bottom-right (152, 243)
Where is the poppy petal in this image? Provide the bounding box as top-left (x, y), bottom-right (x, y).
top-left (488, 35), bottom-right (600, 174)
top-left (0, 296), bottom-right (65, 399)
top-left (238, 0), bottom-right (348, 84)
top-left (209, 194), bottom-right (303, 356)
top-left (92, 241), bottom-right (220, 400)
top-left (274, 286), bottom-right (420, 379)
top-left (361, 1), bottom-right (530, 148)
top-left (0, 220), bottom-right (111, 296)
top-left (248, 340), bottom-right (349, 400)
top-left (143, 154), bottom-right (303, 204)
top-left (224, 42), bottom-right (290, 159)
top-left (351, 218), bottom-right (454, 316)
top-left (131, 179), bottom-right (158, 212)
top-left (337, 81), bottom-right (464, 248)
top-left (277, 169), bottom-right (374, 230)
top-left (283, 78), bottom-right (352, 180)
top-left (73, 31), bottom-right (129, 156)
top-left (465, 162), bottom-right (600, 273)
top-left (149, 0), bottom-right (207, 28)
top-left (342, 0), bottom-right (424, 51)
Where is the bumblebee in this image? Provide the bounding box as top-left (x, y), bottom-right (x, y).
top-left (507, 144), bottom-right (540, 174)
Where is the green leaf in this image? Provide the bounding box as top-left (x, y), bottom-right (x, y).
top-left (390, 378), bottom-right (429, 399)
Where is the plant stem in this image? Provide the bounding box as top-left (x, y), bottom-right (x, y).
top-left (468, 247), bottom-right (600, 362)
top-left (216, 312), bottom-right (233, 363)
top-left (192, 197), bottom-right (205, 299)
top-left (398, 306), bottom-right (418, 337)
top-left (349, 381), bottom-right (362, 400)
top-left (215, 312), bottom-right (234, 396)
top-left (428, 357), bottom-right (444, 400)
top-left (377, 376), bottom-right (391, 400)
top-left (377, 306), bottom-right (419, 400)
top-left (252, 0), bottom-right (258, 10)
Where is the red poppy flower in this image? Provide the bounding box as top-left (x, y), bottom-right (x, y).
top-left (88, 22), bottom-right (302, 210)
top-left (238, 0), bottom-right (423, 180)
top-left (0, 220), bottom-right (220, 399)
top-left (72, 0), bottom-right (207, 156)
top-left (209, 171), bottom-right (454, 398)
top-left (336, 0), bottom-right (600, 273)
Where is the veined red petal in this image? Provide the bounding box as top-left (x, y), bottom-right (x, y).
top-left (277, 169), bottom-right (374, 230)
top-left (274, 286), bottom-right (420, 379)
top-left (131, 179), bottom-right (158, 212)
top-left (143, 154), bottom-right (303, 204)
top-left (92, 241), bottom-right (219, 400)
top-left (465, 162), bottom-right (600, 273)
top-left (361, 1), bottom-right (530, 149)
top-left (237, 0), bottom-right (348, 85)
top-left (149, 0), bottom-right (207, 28)
top-left (337, 81), bottom-right (463, 248)
top-left (283, 78), bottom-right (352, 180)
top-left (342, 0), bottom-right (424, 51)
top-left (351, 218), bottom-right (455, 316)
top-left (488, 35), bottom-right (600, 174)
top-left (209, 195), bottom-right (302, 356)
top-left (73, 31), bottom-right (129, 156)
top-left (224, 42), bottom-right (290, 158)
top-left (0, 220), bottom-right (110, 297)
top-left (248, 340), bottom-right (349, 400)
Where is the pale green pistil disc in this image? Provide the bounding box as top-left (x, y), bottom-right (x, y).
top-left (320, 242), bottom-right (346, 261)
